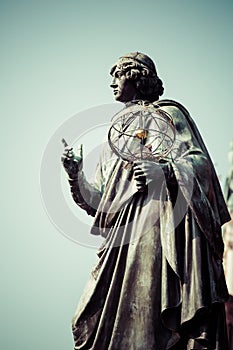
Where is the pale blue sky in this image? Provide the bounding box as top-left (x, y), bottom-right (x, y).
top-left (1, 1), bottom-right (233, 349)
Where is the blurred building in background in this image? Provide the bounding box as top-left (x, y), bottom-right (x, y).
top-left (223, 141), bottom-right (233, 349)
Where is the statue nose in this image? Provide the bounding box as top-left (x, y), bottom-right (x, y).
top-left (110, 77), bottom-right (118, 88)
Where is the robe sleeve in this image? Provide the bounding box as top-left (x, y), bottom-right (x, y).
top-left (68, 160), bottom-right (104, 217)
top-left (161, 104), bottom-right (229, 258)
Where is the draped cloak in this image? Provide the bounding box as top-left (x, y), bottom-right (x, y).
top-left (71, 100), bottom-right (230, 350)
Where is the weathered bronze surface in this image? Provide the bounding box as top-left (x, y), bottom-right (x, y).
top-left (62, 52), bottom-right (230, 349)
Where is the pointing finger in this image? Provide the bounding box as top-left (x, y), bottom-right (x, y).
top-left (62, 138), bottom-right (68, 148)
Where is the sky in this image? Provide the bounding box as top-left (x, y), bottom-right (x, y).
top-left (1, 1), bottom-right (233, 349)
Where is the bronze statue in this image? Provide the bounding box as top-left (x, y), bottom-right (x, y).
top-left (62, 52), bottom-right (230, 349)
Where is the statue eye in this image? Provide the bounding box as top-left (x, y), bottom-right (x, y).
top-left (115, 71), bottom-right (123, 78)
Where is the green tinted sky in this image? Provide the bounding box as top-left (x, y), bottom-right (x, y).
top-left (1, 1), bottom-right (233, 349)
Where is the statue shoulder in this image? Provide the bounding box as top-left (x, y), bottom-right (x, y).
top-left (154, 99), bottom-right (189, 115)
top-left (154, 99), bottom-right (190, 131)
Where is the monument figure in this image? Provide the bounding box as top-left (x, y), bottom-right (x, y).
top-left (62, 52), bottom-right (230, 349)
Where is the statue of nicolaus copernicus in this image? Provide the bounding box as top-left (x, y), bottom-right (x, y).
top-left (62, 52), bottom-right (230, 350)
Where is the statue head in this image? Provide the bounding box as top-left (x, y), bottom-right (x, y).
top-left (110, 52), bottom-right (164, 103)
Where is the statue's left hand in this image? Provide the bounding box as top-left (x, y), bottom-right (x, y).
top-left (133, 160), bottom-right (164, 191)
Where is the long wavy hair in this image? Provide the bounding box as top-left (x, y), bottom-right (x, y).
top-left (110, 54), bottom-right (164, 102)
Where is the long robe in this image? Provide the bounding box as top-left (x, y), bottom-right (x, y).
top-left (71, 100), bottom-right (230, 350)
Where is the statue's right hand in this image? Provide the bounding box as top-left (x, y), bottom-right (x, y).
top-left (61, 141), bottom-right (83, 179)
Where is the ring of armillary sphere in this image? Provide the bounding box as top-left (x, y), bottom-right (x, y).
top-left (108, 101), bottom-right (176, 163)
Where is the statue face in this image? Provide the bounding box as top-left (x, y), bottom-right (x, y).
top-left (110, 67), bottom-right (141, 102)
